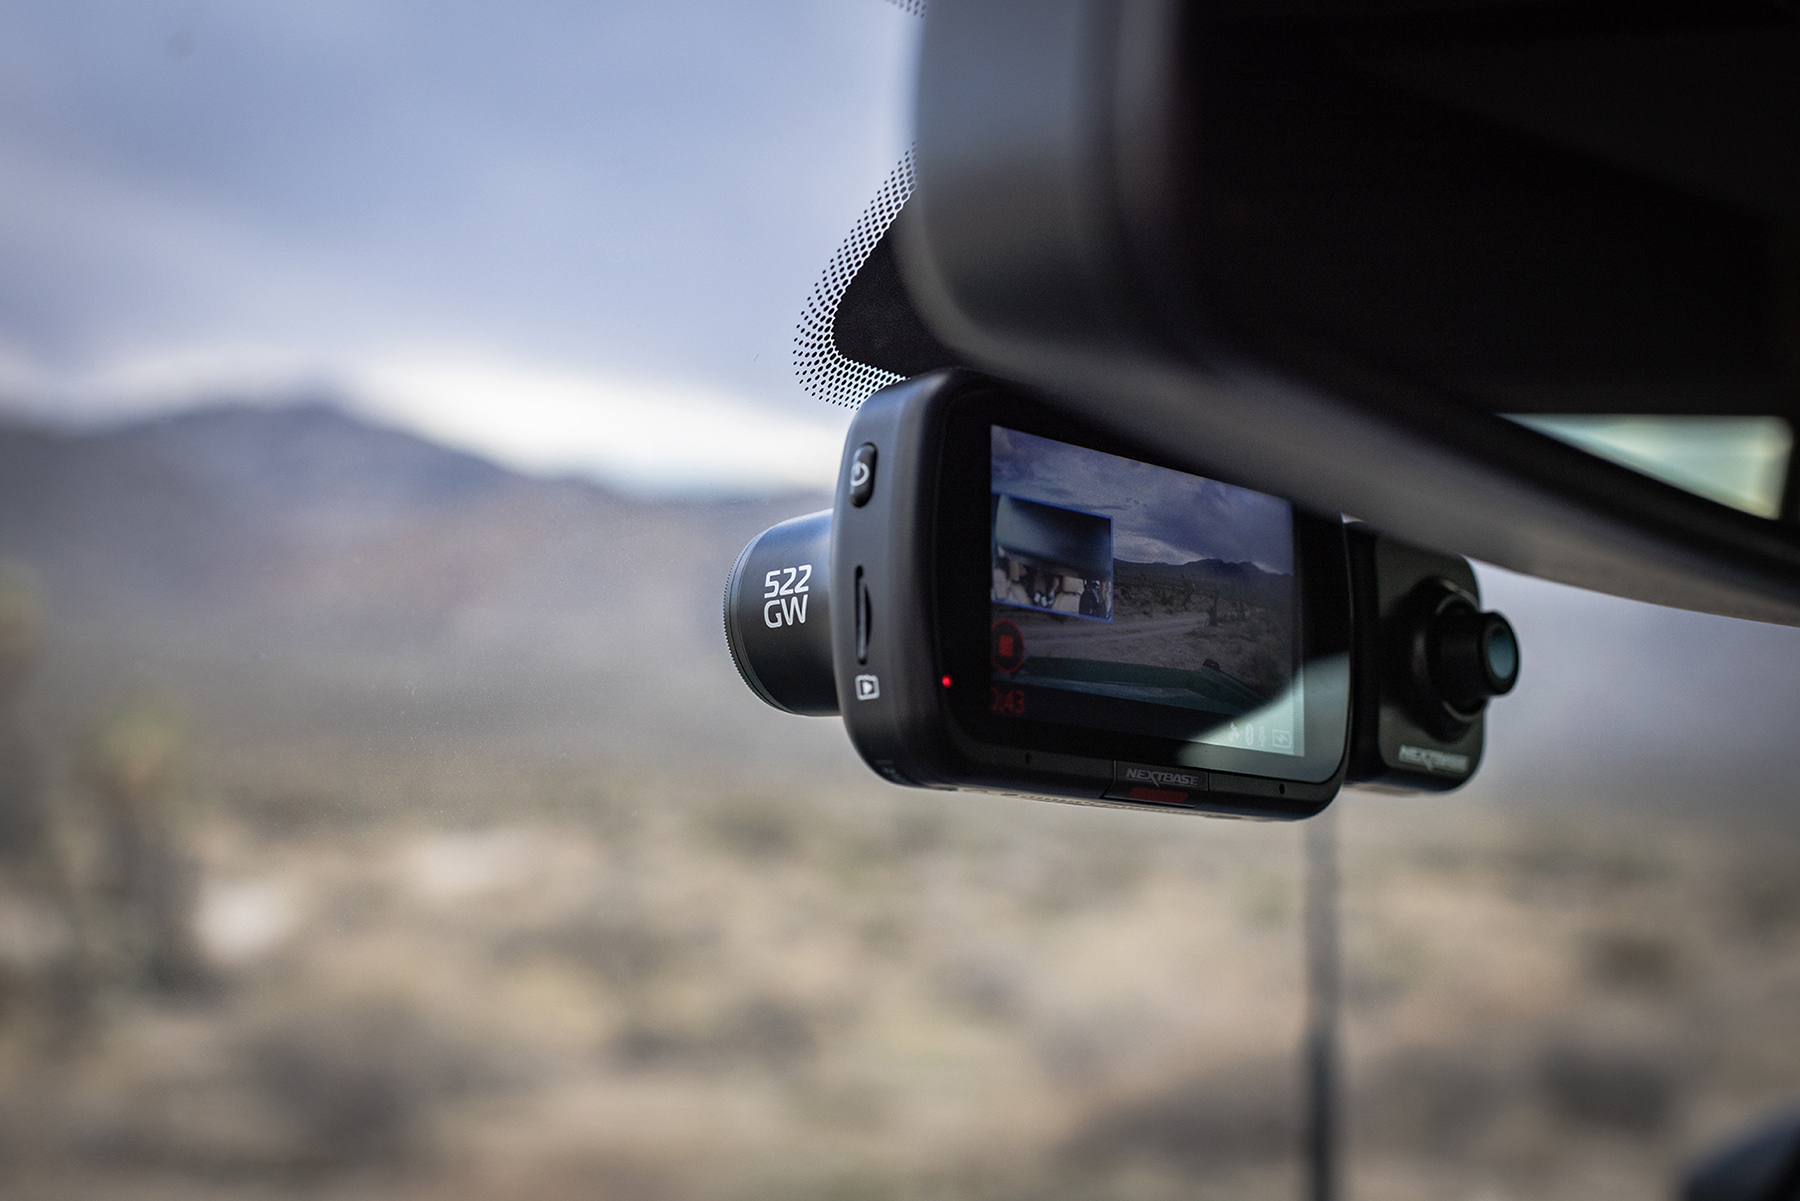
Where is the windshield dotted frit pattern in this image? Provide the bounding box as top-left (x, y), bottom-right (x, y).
top-left (794, 148), bottom-right (914, 408)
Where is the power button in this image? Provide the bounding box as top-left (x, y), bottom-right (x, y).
top-left (848, 443), bottom-right (877, 507)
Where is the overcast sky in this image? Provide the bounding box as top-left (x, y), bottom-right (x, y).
top-left (0, 0), bottom-right (915, 490)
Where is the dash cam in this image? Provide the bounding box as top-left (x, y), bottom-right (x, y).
top-left (725, 371), bottom-right (1517, 819)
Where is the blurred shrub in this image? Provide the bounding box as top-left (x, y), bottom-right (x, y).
top-left (1732, 847), bottom-right (1800, 940)
top-left (512, 911), bottom-right (690, 993)
top-left (0, 565), bottom-right (44, 860)
top-left (1058, 1057), bottom-right (1296, 1176)
top-left (78, 697), bottom-right (187, 820)
top-left (704, 796), bottom-right (802, 862)
top-left (1355, 1046), bottom-right (1506, 1155)
top-left (246, 1006), bottom-right (470, 1172)
top-left (1537, 1041), bottom-right (1678, 1133)
top-left (1585, 930), bottom-right (1682, 994)
top-left (0, 564), bottom-right (37, 698)
top-left (75, 696), bottom-right (209, 993)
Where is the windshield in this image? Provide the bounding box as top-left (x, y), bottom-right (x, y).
top-left (2, 5), bottom-right (1799, 1201)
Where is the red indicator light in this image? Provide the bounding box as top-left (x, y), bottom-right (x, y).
top-left (941, 675), bottom-right (953, 688)
top-left (1127, 786), bottom-right (1189, 805)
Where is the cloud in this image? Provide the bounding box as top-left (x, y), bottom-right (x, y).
top-left (0, 343), bottom-right (851, 497)
top-left (351, 354), bottom-right (850, 495)
top-left (0, 0), bottom-right (917, 417)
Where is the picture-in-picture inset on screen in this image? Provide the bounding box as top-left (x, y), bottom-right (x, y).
top-left (991, 495), bottom-right (1114, 620)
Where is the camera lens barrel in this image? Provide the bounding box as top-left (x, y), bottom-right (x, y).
top-left (724, 510), bottom-right (838, 715)
top-left (1402, 581), bottom-right (1519, 732)
top-left (1429, 606), bottom-right (1519, 710)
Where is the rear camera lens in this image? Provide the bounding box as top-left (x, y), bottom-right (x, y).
top-left (1482, 622), bottom-right (1517, 685)
top-left (1423, 598), bottom-right (1519, 713)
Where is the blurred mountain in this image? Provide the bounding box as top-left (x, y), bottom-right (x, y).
top-left (95, 400), bottom-right (518, 522)
top-left (0, 399), bottom-right (837, 766)
top-left (0, 399), bottom-right (613, 622)
top-left (1112, 558), bottom-right (1292, 614)
top-left (1119, 558), bottom-right (1282, 581)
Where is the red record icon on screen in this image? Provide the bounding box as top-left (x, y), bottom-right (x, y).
top-left (990, 619), bottom-right (1026, 675)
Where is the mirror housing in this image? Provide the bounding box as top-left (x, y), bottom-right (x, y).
top-left (893, 0), bottom-right (1800, 626)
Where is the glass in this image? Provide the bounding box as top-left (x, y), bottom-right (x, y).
top-left (989, 424), bottom-right (1302, 756)
top-left (1510, 415), bottom-right (1793, 519)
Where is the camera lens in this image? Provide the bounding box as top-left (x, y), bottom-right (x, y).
top-left (1428, 604), bottom-right (1519, 712)
top-left (724, 510), bottom-right (838, 715)
top-left (1482, 620), bottom-right (1518, 686)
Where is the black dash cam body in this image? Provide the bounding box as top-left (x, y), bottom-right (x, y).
top-left (725, 371), bottom-right (1517, 819)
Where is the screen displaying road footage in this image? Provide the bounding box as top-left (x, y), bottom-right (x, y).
top-left (989, 425), bottom-right (1302, 756)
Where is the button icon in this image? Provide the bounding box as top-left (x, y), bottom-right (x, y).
top-left (854, 674), bottom-right (880, 700)
top-left (991, 619), bottom-right (1026, 674)
top-left (848, 444), bottom-right (877, 506)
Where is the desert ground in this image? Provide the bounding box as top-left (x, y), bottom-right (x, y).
top-left (6, 722), bottom-right (1796, 1201)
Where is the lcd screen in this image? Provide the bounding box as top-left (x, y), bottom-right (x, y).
top-left (989, 426), bottom-right (1302, 756)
